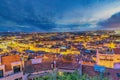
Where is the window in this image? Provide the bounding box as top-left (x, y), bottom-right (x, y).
top-left (0, 70), bottom-right (3, 78)
top-left (13, 65), bottom-right (21, 73)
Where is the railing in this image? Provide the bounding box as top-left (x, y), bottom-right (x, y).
top-left (0, 72), bottom-right (23, 80)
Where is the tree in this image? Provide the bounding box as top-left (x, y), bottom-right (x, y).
top-left (34, 71), bottom-right (109, 80)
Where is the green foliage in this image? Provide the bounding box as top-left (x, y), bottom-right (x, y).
top-left (33, 70), bottom-right (109, 80)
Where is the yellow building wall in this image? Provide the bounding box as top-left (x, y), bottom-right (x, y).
top-left (97, 53), bottom-right (120, 68)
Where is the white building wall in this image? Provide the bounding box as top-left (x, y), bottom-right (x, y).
top-left (0, 72), bottom-right (24, 80)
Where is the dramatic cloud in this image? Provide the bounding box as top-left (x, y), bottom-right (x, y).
top-left (98, 12), bottom-right (120, 30)
top-left (0, 0), bottom-right (120, 32)
top-left (0, 0), bottom-right (57, 32)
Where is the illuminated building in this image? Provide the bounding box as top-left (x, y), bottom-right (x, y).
top-left (96, 48), bottom-right (120, 68)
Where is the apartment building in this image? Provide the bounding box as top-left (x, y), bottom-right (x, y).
top-left (0, 55), bottom-right (23, 80)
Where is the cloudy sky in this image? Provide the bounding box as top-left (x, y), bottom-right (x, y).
top-left (0, 0), bottom-right (120, 32)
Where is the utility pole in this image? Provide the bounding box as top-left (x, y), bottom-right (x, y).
top-left (52, 60), bottom-right (57, 80)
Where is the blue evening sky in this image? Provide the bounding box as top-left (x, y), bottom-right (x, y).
top-left (0, 0), bottom-right (120, 32)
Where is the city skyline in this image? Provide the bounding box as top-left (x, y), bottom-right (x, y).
top-left (0, 0), bottom-right (120, 32)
